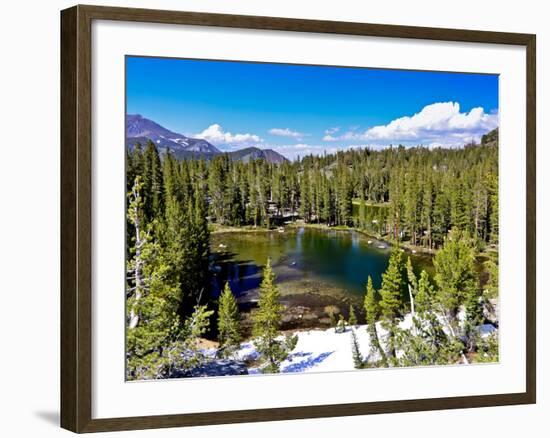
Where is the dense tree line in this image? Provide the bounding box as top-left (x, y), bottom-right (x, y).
top-left (203, 130), bottom-right (499, 249)
top-left (126, 141), bottom-right (213, 379)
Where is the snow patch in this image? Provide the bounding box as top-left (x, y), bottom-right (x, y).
top-left (198, 314), bottom-right (498, 376)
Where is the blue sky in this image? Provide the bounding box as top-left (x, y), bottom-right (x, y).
top-left (126, 56), bottom-right (498, 159)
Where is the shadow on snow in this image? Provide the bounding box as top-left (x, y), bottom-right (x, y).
top-left (281, 351), bottom-right (334, 373)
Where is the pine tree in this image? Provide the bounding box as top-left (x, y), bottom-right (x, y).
top-left (406, 256), bottom-right (417, 317)
top-left (434, 228), bottom-right (477, 327)
top-left (364, 276), bottom-right (387, 366)
top-left (404, 169), bottom-right (421, 245)
top-left (127, 176), bottom-right (146, 331)
top-left (379, 249), bottom-right (405, 360)
top-left (129, 142), bottom-right (144, 188)
top-left (348, 304), bottom-right (357, 326)
top-left (358, 193), bottom-right (366, 229)
top-left (336, 314), bottom-right (347, 333)
top-left (208, 155), bottom-right (229, 224)
top-left (252, 259), bottom-right (297, 373)
top-left (337, 169), bottom-right (353, 226)
top-left (142, 140), bottom-right (164, 222)
top-left (299, 169), bottom-right (311, 222)
top-left (450, 179), bottom-right (469, 232)
top-left (415, 270), bottom-right (435, 315)
top-left (126, 177), bottom-right (183, 380)
top-left (483, 253), bottom-right (499, 301)
top-left (379, 249), bottom-right (405, 320)
top-left (433, 177), bottom-right (452, 246)
top-left (364, 277), bottom-right (378, 326)
top-left (217, 283), bottom-right (241, 358)
top-left (351, 329), bottom-right (364, 369)
top-left (388, 169), bottom-right (404, 241)
top-left (326, 307), bottom-right (338, 332)
top-left (421, 176), bottom-right (434, 249)
top-left (488, 172), bottom-right (499, 244)
top-left (321, 177), bottom-right (334, 225)
top-left (165, 304), bottom-right (214, 375)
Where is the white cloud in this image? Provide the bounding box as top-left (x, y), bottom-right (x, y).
top-left (195, 124), bottom-right (262, 148)
top-left (324, 127), bottom-right (340, 135)
top-left (322, 127), bottom-right (341, 141)
top-left (323, 102), bottom-right (498, 147)
top-left (268, 128), bottom-right (307, 140)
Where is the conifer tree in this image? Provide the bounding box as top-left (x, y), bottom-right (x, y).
top-left (404, 171), bottom-right (421, 245)
top-left (482, 253), bottom-right (499, 323)
top-left (379, 249), bottom-right (405, 320)
top-left (162, 304), bottom-right (215, 376)
top-left (379, 249), bottom-right (405, 359)
top-left (127, 176), bottom-right (147, 331)
top-left (252, 259), bottom-right (297, 373)
top-left (326, 307), bottom-right (338, 332)
top-left (421, 176), bottom-right (434, 249)
top-left (299, 169), bottom-right (311, 222)
top-left (364, 276), bottom-right (379, 327)
top-left (130, 142), bottom-right (144, 186)
top-left (217, 283), bottom-right (242, 358)
top-left (488, 172), bottom-right (499, 244)
top-left (351, 329), bottom-right (364, 369)
top-left (142, 140), bottom-right (164, 222)
top-left (337, 169), bottom-right (353, 226)
top-left (336, 314), bottom-right (347, 333)
top-left (406, 256), bottom-right (418, 317)
top-left (358, 193), bottom-right (366, 229)
top-left (126, 177), bottom-right (184, 380)
top-left (348, 304), bottom-right (357, 327)
top-left (321, 182), bottom-right (333, 225)
top-left (415, 270), bottom-right (435, 315)
top-left (364, 276), bottom-right (387, 366)
top-left (434, 228), bottom-right (477, 327)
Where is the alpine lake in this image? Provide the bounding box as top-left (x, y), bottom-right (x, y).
top-left (210, 226), bottom-right (434, 335)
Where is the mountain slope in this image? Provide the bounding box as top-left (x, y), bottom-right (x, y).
top-left (126, 114), bottom-right (221, 156)
top-left (126, 114), bottom-right (288, 163)
top-left (228, 147), bottom-right (288, 164)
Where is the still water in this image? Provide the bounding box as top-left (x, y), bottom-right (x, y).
top-left (211, 227), bottom-right (432, 300)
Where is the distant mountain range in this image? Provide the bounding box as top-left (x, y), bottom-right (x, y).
top-left (126, 114), bottom-right (287, 163)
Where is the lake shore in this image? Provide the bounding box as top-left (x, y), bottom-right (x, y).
top-left (285, 221), bottom-right (438, 257)
top-left (212, 220), bottom-right (438, 256)
top-left (209, 226), bottom-right (423, 336)
top-left (210, 223), bottom-right (278, 234)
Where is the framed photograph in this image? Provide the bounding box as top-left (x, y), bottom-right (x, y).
top-left (60, 5), bottom-right (536, 433)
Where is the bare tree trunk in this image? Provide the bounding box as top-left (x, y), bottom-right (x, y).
top-left (428, 219), bottom-right (432, 249)
top-left (369, 323), bottom-right (388, 367)
top-left (408, 283), bottom-right (417, 336)
top-left (129, 184), bottom-right (144, 330)
top-left (439, 306), bottom-right (469, 365)
top-left (408, 284), bottom-right (416, 319)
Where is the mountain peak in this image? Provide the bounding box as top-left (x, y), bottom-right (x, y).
top-left (126, 114), bottom-right (221, 156)
top-left (126, 114), bottom-right (287, 163)
top-left (228, 146), bottom-right (288, 164)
